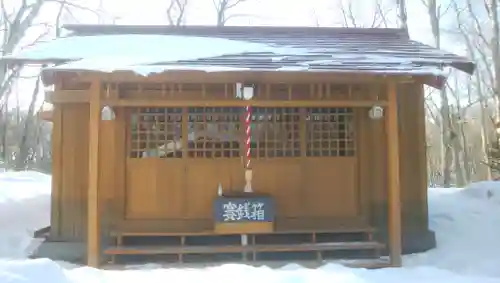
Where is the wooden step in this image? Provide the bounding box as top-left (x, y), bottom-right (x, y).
top-left (110, 227), bottom-right (376, 237)
top-left (104, 241), bottom-right (385, 255)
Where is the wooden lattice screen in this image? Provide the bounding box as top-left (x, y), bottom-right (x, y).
top-left (187, 107), bottom-right (241, 158)
top-left (128, 107), bottom-right (355, 158)
top-left (305, 107), bottom-right (355, 157)
top-left (251, 107), bottom-right (300, 158)
top-left (128, 107), bottom-right (183, 158)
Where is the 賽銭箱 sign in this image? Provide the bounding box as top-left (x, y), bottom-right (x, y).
top-left (213, 196), bottom-right (275, 223)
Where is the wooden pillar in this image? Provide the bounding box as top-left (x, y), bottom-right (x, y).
top-left (386, 81), bottom-right (402, 267)
top-left (87, 79), bottom-right (101, 267)
top-left (50, 104), bottom-right (62, 238)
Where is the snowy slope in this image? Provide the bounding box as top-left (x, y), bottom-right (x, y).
top-left (405, 186), bottom-right (500, 277)
top-left (1, 171), bottom-right (500, 283)
top-left (0, 171), bottom-right (51, 259)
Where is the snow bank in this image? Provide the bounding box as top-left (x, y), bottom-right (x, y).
top-left (0, 258), bottom-right (71, 283)
top-left (62, 262), bottom-right (500, 283)
top-left (405, 184), bottom-right (500, 278)
top-left (1, 171), bottom-right (500, 282)
top-left (460, 180), bottom-right (500, 203)
top-left (0, 171), bottom-right (51, 259)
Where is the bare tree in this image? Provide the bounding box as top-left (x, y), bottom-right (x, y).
top-left (419, 0), bottom-right (457, 187)
top-left (14, 76), bottom-right (40, 170)
top-left (451, 0), bottom-right (493, 181)
top-left (212, 0), bottom-right (250, 26)
top-left (0, 0), bottom-right (112, 170)
top-left (396, 0), bottom-right (408, 31)
top-left (166, 0), bottom-right (188, 26)
top-left (336, 0), bottom-right (393, 28)
top-left (489, 0), bottom-right (500, 123)
top-left (0, 0), bottom-right (48, 163)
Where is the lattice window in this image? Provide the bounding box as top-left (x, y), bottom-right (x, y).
top-left (128, 107), bottom-right (183, 158)
top-left (251, 107), bottom-right (300, 158)
top-left (305, 108), bottom-right (355, 157)
top-left (187, 107), bottom-right (241, 158)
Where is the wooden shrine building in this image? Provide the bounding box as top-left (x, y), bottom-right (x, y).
top-left (3, 25), bottom-right (474, 268)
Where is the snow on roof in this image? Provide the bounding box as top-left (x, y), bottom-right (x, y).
top-left (46, 61), bottom-right (253, 77)
top-left (6, 34), bottom-right (299, 65)
top-left (1, 29), bottom-right (473, 88)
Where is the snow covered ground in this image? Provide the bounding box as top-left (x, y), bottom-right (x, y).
top-left (1, 171), bottom-right (500, 283)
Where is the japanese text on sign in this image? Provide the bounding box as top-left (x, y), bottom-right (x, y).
top-left (222, 201), bottom-right (265, 221)
top-left (213, 197), bottom-right (275, 223)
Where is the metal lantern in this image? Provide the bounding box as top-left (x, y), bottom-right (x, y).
top-left (368, 105), bottom-right (384, 120)
top-left (101, 106), bottom-right (115, 121)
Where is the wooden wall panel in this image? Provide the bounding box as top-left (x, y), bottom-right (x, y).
top-left (126, 159), bottom-right (186, 219)
top-left (54, 104), bottom-right (123, 241)
top-left (156, 160), bottom-right (186, 218)
top-left (303, 158), bottom-right (358, 218)
top-left (122, 157), bottom-right (361, 225)
top-left (98, 120), bottom-right (117, 230)
top-left (58, 104), bottom-right (89, 241)
top-left (363, 83), bottom-right (429, 233)
top-left (184, 160), bottom-right (232, 219)
top-left (355, 108), bottom-right (371, 220)
top-left (126, 159), bottom-right (159, 219)
top-left (251, 159), bottom-right (302, 217)
top-left (397, 84), bottom-right (428, 230)
top-left (365, 110), bottom-right (387, 214)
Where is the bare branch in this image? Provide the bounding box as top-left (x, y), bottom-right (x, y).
top-left (55, 0), bottom-right (67, 37)
top-left (212, 0), bottom-right (252, 26)
top-left (166, 0), bottom-right (188, 26)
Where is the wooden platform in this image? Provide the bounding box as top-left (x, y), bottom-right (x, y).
top-left (104, 228), bottom-right (386, 265)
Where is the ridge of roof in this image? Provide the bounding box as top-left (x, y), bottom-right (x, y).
top-left (62, 24), bottom-right (410, 39)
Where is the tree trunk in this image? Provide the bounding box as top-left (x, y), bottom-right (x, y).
top-left (14, 78), bottom-right (40, 171)
top-left (426, 0), bottom-right (453, 187)
top-left (397, 0), bottom-right (408, 31)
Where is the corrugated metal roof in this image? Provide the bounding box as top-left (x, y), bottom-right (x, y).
top-left (61, 24), bottom-right (475, 75)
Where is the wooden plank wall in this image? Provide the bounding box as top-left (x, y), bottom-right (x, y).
top-left (51, 104), bottom-right (89, 241)
top-left (50, 103), bottom-right (119, 241)
top-left (360, 83), bottom-right (428, 231)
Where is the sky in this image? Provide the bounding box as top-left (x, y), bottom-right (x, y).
top-left (7, 0), bottom-right (468, 109)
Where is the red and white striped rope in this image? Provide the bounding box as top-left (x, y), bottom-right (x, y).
top-left (245, 105), bottom-right (252, 169)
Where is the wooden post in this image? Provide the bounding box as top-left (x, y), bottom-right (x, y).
top-left (50, 104), bottom-right (62, 238)
top-left (386, 81), bottom-right (402, 267)
top-left (87, 79), bottom-right (101, 267)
